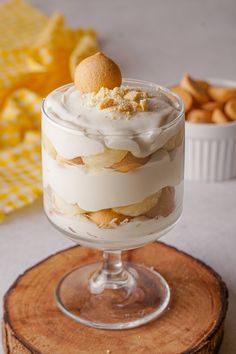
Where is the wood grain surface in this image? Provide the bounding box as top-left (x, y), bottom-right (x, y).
top-left (2, 242), bottom-right (228, 354)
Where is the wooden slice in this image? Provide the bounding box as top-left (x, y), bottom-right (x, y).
top-left (2, 242), bottom-right (228, 354)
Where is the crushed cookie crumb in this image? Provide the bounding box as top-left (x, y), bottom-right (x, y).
top-left (86, 86), bottom-right (152, 115)
top-left (139, 99), bottom-right (148, 112)
top-left (99, 98), bottom-right (116, 109)
top-left (124, 90), bottom-right (141, 102)
top-left (117, 101), bottom-right (134, 113)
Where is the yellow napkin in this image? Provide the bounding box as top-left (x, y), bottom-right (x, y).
top-left (0, 0), bottom-right (99, 222)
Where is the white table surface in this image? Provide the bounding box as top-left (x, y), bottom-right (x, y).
top-left (1, 0), bottom-right (236, 353)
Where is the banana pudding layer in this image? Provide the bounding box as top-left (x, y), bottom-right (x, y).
top-left (44, 184), bottom-right (183, 249)
top-left (44, 198), bottom-right (182, 249)
top-left (42, 145), bottom-right (183, 210)
top-left (43, 83), bottom-right (182, 159)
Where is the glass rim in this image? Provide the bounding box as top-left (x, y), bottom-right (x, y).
top-left (42, 79), bottom-right (185, 136)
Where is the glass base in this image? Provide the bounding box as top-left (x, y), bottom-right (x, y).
top-left (55, 262), bottom-right (170, 329)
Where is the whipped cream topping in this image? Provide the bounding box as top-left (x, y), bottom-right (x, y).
top-left (44, 83), bottom-right (182, 158)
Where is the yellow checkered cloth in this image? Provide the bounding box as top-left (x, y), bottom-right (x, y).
top-left (0, 132), bottom-right (41, 222)
top-left (0, 0), bottom-right (99, 222)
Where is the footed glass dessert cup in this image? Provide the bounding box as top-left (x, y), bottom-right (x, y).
top-left (42, 79), bottom-right (185, 329)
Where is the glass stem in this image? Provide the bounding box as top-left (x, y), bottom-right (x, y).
top-left (102, 251), bottom-right (124, 276)
top-left (89, 251), bottom-right (133, 294)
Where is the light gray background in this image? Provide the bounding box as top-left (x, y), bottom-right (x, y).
top-left (1, 0), bottom-right (236, 353)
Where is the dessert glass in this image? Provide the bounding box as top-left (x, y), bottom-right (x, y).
top-left (42, 79), bottom-right (185, 329)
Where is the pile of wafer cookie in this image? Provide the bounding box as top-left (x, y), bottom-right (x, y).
top-left (0, 0), bottom-right (99, 222)
top-left (171, 74), bottom-right (236, 124)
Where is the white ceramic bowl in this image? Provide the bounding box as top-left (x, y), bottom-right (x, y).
top-left (185, 79), bottom-right (236, 182)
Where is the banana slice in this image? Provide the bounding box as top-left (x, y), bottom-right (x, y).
top-left (82, 148), bottom-right (127, 170)
top-left (163, 130), bottom-right (184, 151)
top-left (53, 192), bottom-right (86, 216)
top-left (42, 133), bottom-right (57, 159)
top-left (87, 209), bottom-right (129, 229)
top-left (145, 187), bottom-right (175, 218)
top-left (111, 152), bottom-right (150, 172)
top-left (56, 155), bottom-right (84, 165)
top-left (113, 191), bottom-right (162, 217)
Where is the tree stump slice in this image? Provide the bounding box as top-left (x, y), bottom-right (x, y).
top-left (2, 242), bottom-right (228, 354)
